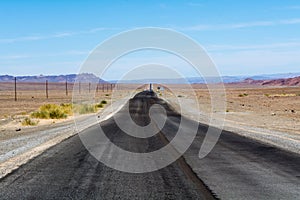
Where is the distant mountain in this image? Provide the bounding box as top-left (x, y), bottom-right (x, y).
top-left (113, 78), bottom-right (188, 84)
top-left (111, 72), bottom-right (300, 84)
top-left (187, 76), bottom-right (245, 84)
top-left (186, 72), bottom-right (300, 84)
top-left (231, 76), bottom-right (300, 86)
top-left (112, 77), bottom-right (241, 84)
top-left (1, 72), bottom-right (300, 84)
top-left (261, 76), bottom-right (300, 86)
top-left (248, 72), bottom-right (300, 80)
top-left (0, 73), bottom-right (106, 83)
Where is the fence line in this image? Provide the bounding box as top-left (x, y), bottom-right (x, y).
top-left (46, 80), bottom-right (48, 99)
top-left (66, 80), bottom-right (68, 96)
top-left (14, 77), bottom-right (17, 101)
top-left (2, 78), bottom-right (117, 100)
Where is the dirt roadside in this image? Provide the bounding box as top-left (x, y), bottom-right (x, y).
top-left (163, 89), bottom-right (300, 154)
top-left (0, 99), bottom-right (126, 179)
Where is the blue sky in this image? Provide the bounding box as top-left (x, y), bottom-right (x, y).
top-left (1, 0), bottom-right (300, 80)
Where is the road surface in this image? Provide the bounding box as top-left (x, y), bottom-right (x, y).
top-left (0, 91), bottom-right (299, 199)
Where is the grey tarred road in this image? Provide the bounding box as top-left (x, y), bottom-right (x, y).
top-left (0, 91), bottom-right (299, 199)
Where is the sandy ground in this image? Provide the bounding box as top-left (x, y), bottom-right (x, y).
top-left (159, 84), bottom-right (300, 135)
top-left (0, 82), bottom-right (138, 132)
top-left (159, 84), bottom-right (300, 153)
top-left (202, 85), bottom-right (300, 135)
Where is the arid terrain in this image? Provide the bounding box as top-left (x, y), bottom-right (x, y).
top-left (0, 82), bottom-right (145, 134)
top-left (155, 83), bottom-right (300, 137)
top-left (197, 85), bottom-right (300, 135)
top-left (1, 81), bottom-right (299, 136)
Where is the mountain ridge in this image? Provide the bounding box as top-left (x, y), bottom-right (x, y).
top-left (0, 73), bottom-right (106, 83)
top-left (1, 72), bottom-right (300, 85)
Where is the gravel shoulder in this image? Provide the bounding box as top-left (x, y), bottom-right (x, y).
top-left (0, 114), bottom-right (95, 179)
top-left (163, 96), bottom-right (300, 154)
top-left (0, 100), bottom-right (125, 179)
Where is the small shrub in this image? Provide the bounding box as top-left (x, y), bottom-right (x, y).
top-left (59, 103), bottom-right (73, 115)
top-left (49, 108), bottom-right (67, 119)
top-left (77, 104), bottom-right (97, 114)
top-left (264, 94), bottom-right (270, 97)
top-left (177, 95), bottom-right (183, 98)
top-left (105, 94), bottom-right (110, 97)
top-left (96, 103), bottom-right (103, 108)
top-left (101, 100), bottom-right (107, 104)
top-left (22, 117), bottom-right (38, 126)
top-left (31, 104), bottom-right (69, 119)
top-left (238, 93), bottom-right (248, 97)
top-left (31, 110), bottom-right (49, 119)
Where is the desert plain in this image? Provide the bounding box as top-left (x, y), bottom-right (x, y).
top-left (0, 81), bottom-right (299, 136)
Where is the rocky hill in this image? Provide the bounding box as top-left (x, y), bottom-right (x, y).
top-left (0, 73), bottom-right (106, 83)
top-left (240, 76), bottom-right (300, 86)
top-left (261, 76), bottom-right (300, 86)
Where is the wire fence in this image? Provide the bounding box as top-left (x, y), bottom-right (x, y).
top-left (0, 78), bottom-right (118, 101)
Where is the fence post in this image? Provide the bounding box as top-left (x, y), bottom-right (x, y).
top-left (46, 80), bottom-right (48, 99)
top-left (65, 79), bottom-right (68, 96)
top-left (89, 82), bottom-right (91, 93)
top-left (14, 77), bottom-right (17, 101)
top-left (79, 82), bottom-right (81, 94)
top-left (102, 83), bottom-right (104, 92)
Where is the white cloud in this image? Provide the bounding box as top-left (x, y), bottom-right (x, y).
top-left (0, 27), bottom-right (119, 44)
top-left (0, 55), bottom-right (30, 60)
top-left (0, 50), bottom-right (89, 60)
top-left (276, 5), bottom-right (300, 10)
top-left (279, 18), bottom-right (300, 24)
top-left (186, 2), bottom-right (203, 7)
top-left (180, 18), bottom-right (300, 31)
top-left (206, 41), bottom-right (300, 51)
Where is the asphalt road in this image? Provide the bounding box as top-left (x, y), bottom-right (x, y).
top-left (0, 91), bottom-right (299, 199)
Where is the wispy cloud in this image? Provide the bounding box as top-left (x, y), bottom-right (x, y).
top-left (0, 55), bottom-right (31, 60)
top-left (180, 18), bottom-right (300, 31)
top-left (0, 50), bottom-right (90, 60)
top-left (206, 41), bottom-right (300, 52)
top-left (275, 5), bottom-right (300, 10)
top-left (279, 18), bottom-right (300, 24)
top-left (0, 27), bottom-right (119, 44)
top-left (186, 2), bottom-right (203, 7)
top-left (158, 3), bottom-right (167, 9)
